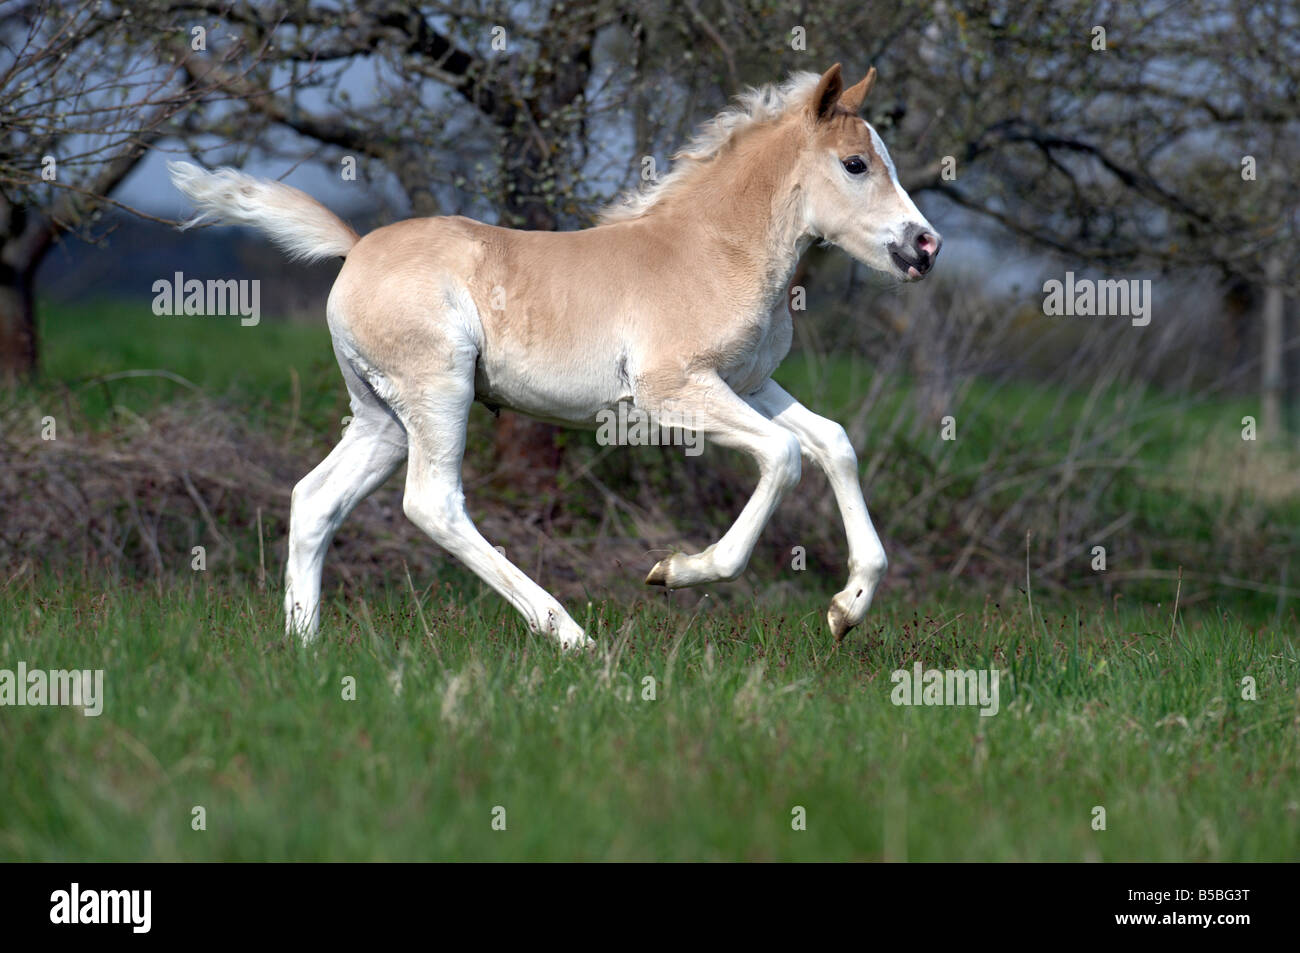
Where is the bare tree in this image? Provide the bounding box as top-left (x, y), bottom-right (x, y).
top-left (153, 1), bottom-right (633, 483)
top-left (6, 0), bottom-right (1295, 429)
top-left (0, 0), bottom-right (247, 380)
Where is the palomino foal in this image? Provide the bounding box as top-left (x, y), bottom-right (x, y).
top-left (170, 63), bottom-right (941, 649)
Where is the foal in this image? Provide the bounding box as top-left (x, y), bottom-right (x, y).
top-left (170, 63), bottom-right (941, 649)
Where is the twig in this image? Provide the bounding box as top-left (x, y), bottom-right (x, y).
top-left (404, 560), bottom-right (443, 668)
top-left (1169, 565), bottom-right (1182, 641)
top-left (287, 366), bottom-right (300, 443)
top-left (256, 507), bottom-right (266, 591)
top-left (180, 470), bottom-right (234, 557)
top-left (1025, 529), bottom-right (1035, 631)
top-left (75, 369), bottom-right (202, 392)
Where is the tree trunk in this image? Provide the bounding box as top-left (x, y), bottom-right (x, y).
top-left (0, 263), bottom-right (37, 384)
top-left (1262, 254), bottom-right (1285, 442)
top-left (1, 201), bottom-right (55, 385)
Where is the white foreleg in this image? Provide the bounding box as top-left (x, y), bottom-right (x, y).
top-left (747, 378), bottom-right (887, 639)
top-left (644, 373), bottom-right (803, 588)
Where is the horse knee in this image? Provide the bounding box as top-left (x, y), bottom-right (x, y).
top-left (403, 486), bottom-right (467, 542)
top-left (824, 426), bottom-right (858, 473)
top-left (767, 431), bottom-right (803, 491)
top-left (290, 480), bottom-right (338, 551)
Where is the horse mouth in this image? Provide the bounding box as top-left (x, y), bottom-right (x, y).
top-left (887, 244), bottom-right (925, 280)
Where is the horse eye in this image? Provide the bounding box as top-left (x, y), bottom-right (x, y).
top-left (841, 155), bottom-right (868, 175)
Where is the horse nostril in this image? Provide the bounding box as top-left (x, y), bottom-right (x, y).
top-left (916, 231), bottom-right (940, 259)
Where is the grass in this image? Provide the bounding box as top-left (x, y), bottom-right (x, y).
top-left (35, 299), bottom-right (344, 429)
top-left (1, 577), bottom-right (1295, 861)
top-left (5, 295), bottom-right (1298, 861)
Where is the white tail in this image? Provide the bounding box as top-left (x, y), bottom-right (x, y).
top-left (168, 161), bottom-right (359, 262)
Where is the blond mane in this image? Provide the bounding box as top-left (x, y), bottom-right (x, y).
top-left (598, 71), bottom-right (822, 225)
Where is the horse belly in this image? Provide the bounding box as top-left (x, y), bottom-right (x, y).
top-left (473, 340), bottom-right (627, 427)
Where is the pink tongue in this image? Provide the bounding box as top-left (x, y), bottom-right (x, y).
top-left (908, 266), bottom-right (921, 278)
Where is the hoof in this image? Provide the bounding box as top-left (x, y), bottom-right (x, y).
top-left (645, 558), bottom-right (672, 588)
top-left (827, 588), bottom-right (866, 641)
top-left (547, 614), bottom-right (592, 651)
top-left (827, 603), bottom-right (854, 641)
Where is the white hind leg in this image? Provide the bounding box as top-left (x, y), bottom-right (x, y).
top-left (404, 458), bottom-right (591, 650)
top-left (395, 349), bottom-right (592, 650)
top-left (285, 355), bottom-right (407, 641)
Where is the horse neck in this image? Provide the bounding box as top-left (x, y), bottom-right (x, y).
top-left (651, 124), bottom-right (809, 310)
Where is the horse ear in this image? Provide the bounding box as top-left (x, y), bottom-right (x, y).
top-left (838, 67), bottom-right (877, 114)
top-left (810, 63), bottom-right (843, 122)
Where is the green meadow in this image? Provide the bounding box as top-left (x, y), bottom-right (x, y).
top-left (1, 302), bottom-right (1296, 861)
